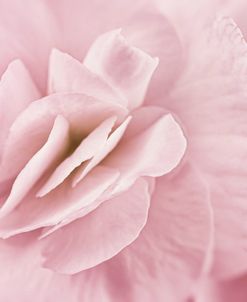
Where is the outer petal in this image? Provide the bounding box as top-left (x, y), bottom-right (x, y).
top-left (0, 93), bottom-right (127, 182)
top-left (0, 115), bottom-right (70, 217)
top-left (0, 60), bottom-right (40, 158)
top-left (169, 17), bottom-right (247, 279)
top-left (68, 162), bottom-right (213, 302)
top-left (0, 233), bottom-right (84, 302)
top-left (0, 0), bottom-right (59, 91)
top-left (222, 0), bottom-right (247, 40)
top-left (42, 178), bottom-right (150, 274)
top-left (84, 29), bottom-right (158, 110)
top-left (193, 275), bottom-right (247, 302)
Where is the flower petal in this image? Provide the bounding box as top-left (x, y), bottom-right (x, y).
top-left (0, 233), bottom-right (84, 302)
top-left (194, 275), bottom-right (247, 302)
top-left (84, 29), bottom-right (158, 110)
top-left (0, 0), bottom-right (59, 91)
top-left (72, 116), bottom-right (131, 187)
top-left (68, 162), bottom-right (213, 302)
top-left (0, 166), bottom-right (119, 238)
top-left (48, 48), bottom-right (127, 107)
top-left (0, 60), bottom-right (40, 157)
top-left (0, 93), bottom-right (127, 182)
top-left (124, 9), bottom-right (182, 105)
top-left (37, 116), bottom-right (116, 197)
top-left (0, 115), bottom-right (70, 217)
top-left (44, 0), bottom-right (182, 103)
top-left (169, 17), bottom-right (247, 279)
top-left (42, 177), bottom-right (150, 274)
top-left (103, 107), bottom-right (187, 192)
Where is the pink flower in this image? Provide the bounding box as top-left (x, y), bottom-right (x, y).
top-left (0, 1), bottom-right (246, 301)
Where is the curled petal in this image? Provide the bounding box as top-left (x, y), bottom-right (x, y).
top-left (84, 29), bottom-right (158, 110)
top-left (48, 48), bottom-right (127, 107)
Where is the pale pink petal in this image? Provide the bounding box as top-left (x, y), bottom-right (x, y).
top-left (194, 275), bottom-right (247, 302)
top-left (169, 17), bottom-right (247, 278)
top-left (0, 166), bottom-right (119, 238)
top-left (0, 233), bottom-right (85, 302)
top-left (0, 0), bottom-right (59, 91)
top-left (72, 116), bottom-right (131, 187)
top-left (0, 115), bottom-right (70, 217)
top-left (0, 60), bottom-right (40, 157)
top-left (48, 48), bottom-right (127, 107)
top-left (221, 0), bottom-right (247, 40)
top-left (38, 116), bottom-right (116, 197)
top-left (42, 178), bottom-right (150, 274)
top-left (84, 29), bottom-right (158, 110)
top-left (124, 9), bottom-right (182, 105)
top-left (44, 0), bottom-right (181, 102)
top-left (0, 93), bottom-right (127, 182)
top-left (42, 0), bottom-right (152, 60)
top-left (66, 163), bottom-right (213, 302)
top-left (103, 108), bottom-right (187, 192)
top-left (105, 162), bottom-right (213, 302)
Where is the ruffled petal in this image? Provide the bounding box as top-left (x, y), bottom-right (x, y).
top-left (42, 178), bottom-right (150, 274)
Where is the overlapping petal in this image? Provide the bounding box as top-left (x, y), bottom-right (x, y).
top-left (0, 93), bottom-right (127, 182)
top-left (169, 17), bottom-right (247, 279)
top-left (42, 178), bottom-right (150, 274)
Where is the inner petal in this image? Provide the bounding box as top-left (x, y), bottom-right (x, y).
top-left (37, 116), bottom-right (117, 197)
top-left (72, 116), bottom-right (132, 187)
top-left (0, 93), bottom-right (127, 182)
